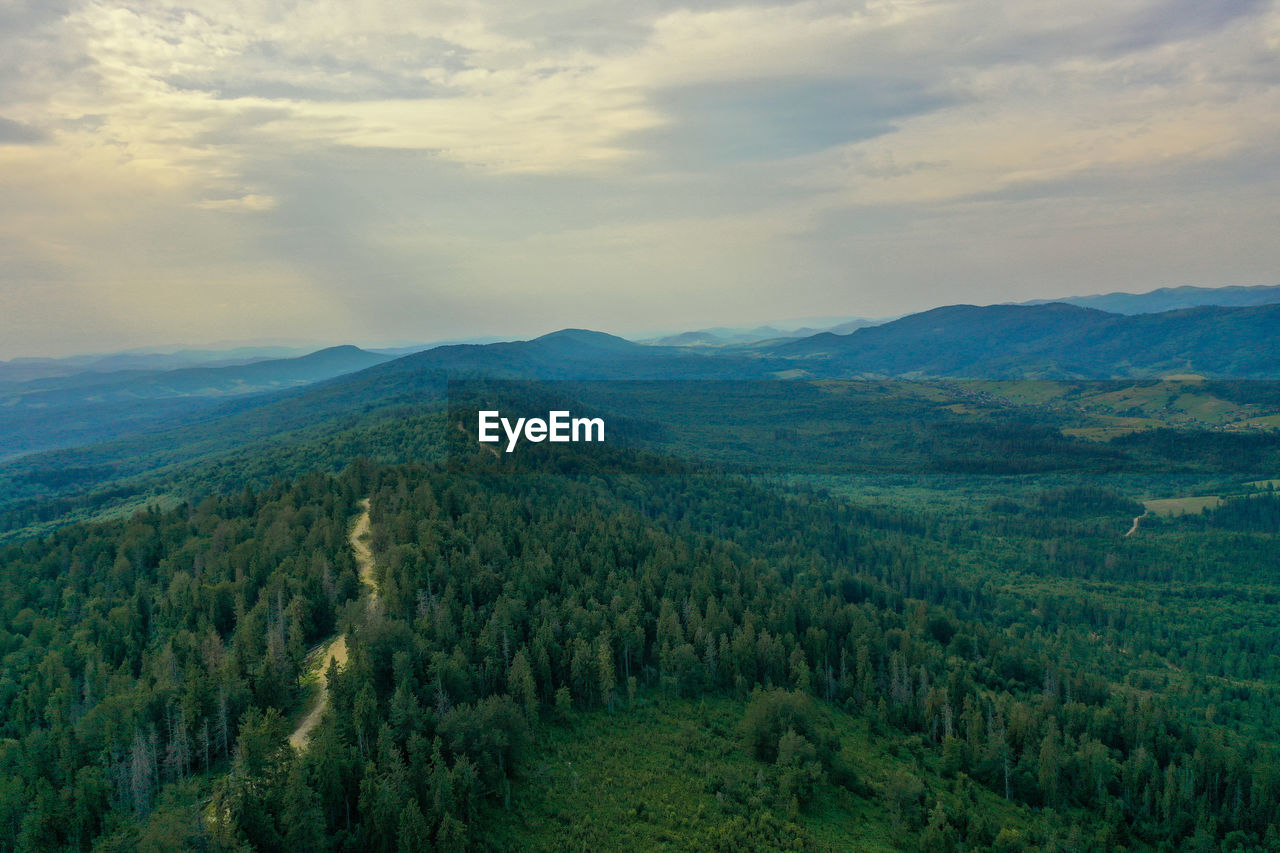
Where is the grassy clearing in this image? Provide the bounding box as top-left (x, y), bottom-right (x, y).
top-left (1138, 478), bottom-right (1278, 518)
top-left (1238, 414), bottom-right (1280, 429)
top-left (483, 695), bottom-right (1036, 852)
top-left (1061, 418), bottom-right (1156, 440)
top-left (971, 379), bottom-right (1278, 434)
top-left (1143, 495), bottom-right (1223, 517)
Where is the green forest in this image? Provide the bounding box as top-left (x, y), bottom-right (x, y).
top-left (5, 0), bottom-right (1280, 846)
top-left (1, 390), bottom-right (1279, 851)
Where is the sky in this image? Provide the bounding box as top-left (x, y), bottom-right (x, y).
top-left (1, 0), bottom-right (1278, 357)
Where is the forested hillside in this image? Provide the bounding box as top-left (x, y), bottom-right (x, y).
top-left (6, 0), bottom-right (1279, 848)
top-left (776, 303), bottom-right (1280, 379)
top-left (0, 347), bottom-right (394, 463)
top-left (3, 430), bottom-right (1279, 851)
top-left (1024, 284), bottom-right (1280, 315)
top-left (10, 374), bottom-right (1280, 547)
top-left (9, 301), bottom-right (1280, 524)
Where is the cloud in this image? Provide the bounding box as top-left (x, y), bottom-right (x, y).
top-left (634, 77), bottom-right (959, 166)
top-left (0, 116), bottom-right (46, 143)
top-left (197, 193), bottom-right (277, 211)
top-left (16, 0), bottom-right (1279, 182)
top-left (0, 0), bottom-right (1278, 355)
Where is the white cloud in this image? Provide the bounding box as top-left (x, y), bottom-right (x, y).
top-left (1, 0), bottom-right (1278, 354)
top-left (197, 193), bottom-right (277, 211)
top-left (17, 0), bottom-right (1280, 183)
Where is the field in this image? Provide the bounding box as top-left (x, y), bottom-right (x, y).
top-left (1143, 495), bottom-right (1223, 516)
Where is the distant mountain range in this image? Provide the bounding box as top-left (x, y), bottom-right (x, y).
top-left (0, 345), bottom-right (316, 384)
top-left (6, 299), bottom-right (1280, 529)
top-left (0, 336), bottom-right (512, 384)
top-left (1021, 283), bottom-right (1280, 315)
top-left (771, 302), bottom-right (1280, 378)
top-left (641, 284), bottom-right (1280, 348)
top-left (373, 302), bottom-right (1280, 384)
top-left (4, 294), bottom-right (1280, 478)
top-left (643, 317), bottom-right (884, 347)
top-left (0, 345), bottom-right (393, 461)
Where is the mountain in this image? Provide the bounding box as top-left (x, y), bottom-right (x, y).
top-left (772, 302), bottom-right (1280, 379)
top-left (2, 421), bottom-right (1271, 851)
top-left (644, 317), bottom-right (888, 347)
top-left (0, 345), bottom-right (394, 462)
top-left (368, 334), bottom-right (508, 356)
top-left (366, 328), bottom-right (760, 381)
top-left (525, 328), bottom-right (647, 355)
top-left (813, 317), bottom-right (889, 335)
top-left (0, 330), bottom-right (773, 521)
top-left (3, 367), bottom-right (1279, 850)
top-left (645, 325), bottom-right (791, 346)
top-left (1024, 283), bottom-right (1280, 315)
top-left (7, 304), bottom-right (1280, 525)
top-left (0, 345), bottom-right (391, 403)
top-left (776, 303), bottom-right (1109, 373)
top-left (0, 345), bottom-right (315, 384)
top-left (647, 330), bottom-right (729, 346)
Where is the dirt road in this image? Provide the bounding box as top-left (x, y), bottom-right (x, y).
top-left (1124, 510), bottom-right (1148, 538)
top-left (288, 497), bottom-right (375, 750)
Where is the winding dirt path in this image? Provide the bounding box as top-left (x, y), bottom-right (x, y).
top-left (349, 498), bottom-right (379, 608)
top-left (289, 497), bottom-right (375, 750)
top-left (1124, 510), bottom-right (1149, 538)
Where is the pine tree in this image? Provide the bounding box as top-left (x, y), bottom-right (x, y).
top-left (598, 633), bottom-right (617, 711)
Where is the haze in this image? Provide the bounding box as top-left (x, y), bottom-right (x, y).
top-left (2, 0), bottom-right (1278, 358)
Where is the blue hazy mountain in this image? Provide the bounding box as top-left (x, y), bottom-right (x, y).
top-left (0, 345), bottom-right (394, 461)
top-left (773, 302), bottom-right (1280, 379)
top-left (644, 317), bottom-right (884, 346)
top-left (1022, 283), bottom-right (1280, 315)
top-left (7, 303), bottom-right (1280, 469)
top-left (6, 303), bottom-right (1280, 523)
top-left (0, 345), bottom-right (316, 384)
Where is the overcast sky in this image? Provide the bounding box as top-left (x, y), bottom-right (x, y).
top-left (2, 0), bottom-right (1278, 357)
